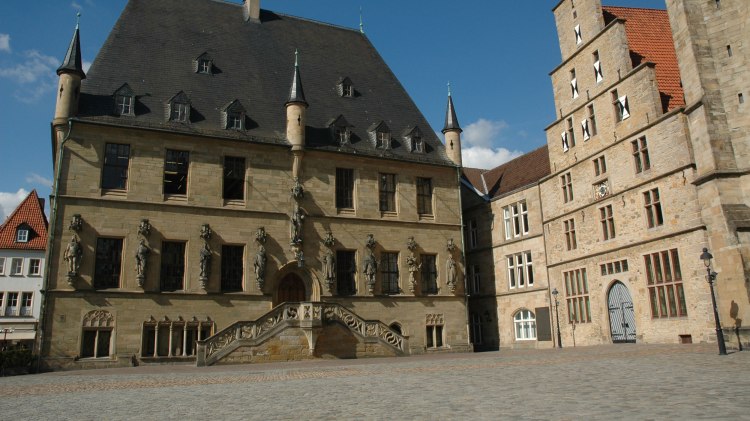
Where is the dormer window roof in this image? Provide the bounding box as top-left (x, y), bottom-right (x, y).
top-left (168, 91), bottom-right (191, 123)
top-left (113, 83), bottom-right (134, 116)
top-left (403, 126), bottom-right (424, 153)
top-left (338, 77), bottom-right (354, 98)
top-left (223, 99), bottom-right (246, 130)
top-left (368, 121), bottom-right (391, 150)
top-left (328, 115), bottom-right (353, 146)
top-left (195, 52), bottom-right (213, 75)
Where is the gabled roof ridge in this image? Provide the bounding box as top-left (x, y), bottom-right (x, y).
top-left (484, 144), bottom-right (549, 174)
top-left (0, 189), bottom-right (49, 251)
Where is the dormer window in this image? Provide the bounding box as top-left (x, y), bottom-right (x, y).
top-left (328, 115), bottom-right (353, 146)
top-left (223, 100), bottom-right (246, 131)
top-left (195, 53), bottom-right (213, 75)
top-left (16, 229), bottom-right (29, 243)
top-left (114, 84), bottom-right (134, 116)
top-left (368, 121), bottom-right (391, 149)
top-left (338, 77), bottom-right (354, 98)
top-left (404, 126), bottom-right (425, 153)
top-left (168, 91), bottom-right (191, 123)
top-left (377, 131), bottom-right (389, 149)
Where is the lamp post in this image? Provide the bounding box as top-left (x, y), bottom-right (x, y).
top-left (700, 248), bottom-right (727, 355)
top-left (1, 328), bottom-right (14, 351)
top-left (552, 288), bottom-right (562, 349)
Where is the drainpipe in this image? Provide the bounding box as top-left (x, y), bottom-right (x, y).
top-left (35, 119), bottom-right (73, 372)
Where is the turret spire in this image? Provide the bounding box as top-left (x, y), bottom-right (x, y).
top-left (442, 83), bottom-right (461, 133)
top-left (359, 7), bottom-right (365, 34)
top-left (57, 14), bottom-right (86, 80)
top-left (286, 49), bottom-right (307, 106)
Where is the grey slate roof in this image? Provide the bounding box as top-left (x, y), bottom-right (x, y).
top-left (442, 94), bottom-right (461, 133)
top-left (57, 25), bottom-right (86, 79)
top-left (77, 0), bottom-right (453, 166)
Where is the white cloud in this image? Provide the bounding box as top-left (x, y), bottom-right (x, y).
top-left (71, 1), bottom-right (82, 11)
top-left (462, 146), bottom-right (524, 170)
top-left (0, 34), bottom-right (10, 53)
top-left (0, 189), bottom-right (29, 223)
top-left (462, 118), bottom-right (508, 148)
top-left (83, 60), bottom-right (92, 73)
top-left (0, 49), bottom-right (59, 103)
top-left (26, 173), bottom-right (53, 189)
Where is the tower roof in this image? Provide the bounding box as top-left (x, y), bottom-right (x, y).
top-left (57, 22), bottom-right (86, 79)
top-left (442, 94), bottom-right (461, 133)
top-left (0, 190), bottom-right (49, 251)
top-left (286, 50), bottom-right (308, 106)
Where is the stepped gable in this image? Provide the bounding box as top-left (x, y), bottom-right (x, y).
top-left (77, 0), bottom-right (451, 166)
top-left (603, 6), bottom-right (685, 111)
top-left (0, 190), bottom-right (49, 251)
top-left (480, 145), bottom-right (551, 199)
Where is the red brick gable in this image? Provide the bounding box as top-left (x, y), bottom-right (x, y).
top-left (603, 6), bottom-right (685, 111)
top-left (0, 190), bottom-right (48, 251)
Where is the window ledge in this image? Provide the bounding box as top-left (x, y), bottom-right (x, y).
top-left (164, 194), bottom-right (188, 203)
top-left (223, 199), bottom-right (245, 208)
top-left (101, 189), bottom-right (127, 198)
top-left (336, 208), bottom-right (356, 216)
top-left (418, 214), bottom-right (435, 221)
top-left (380, 211), bottom-right (398, 218)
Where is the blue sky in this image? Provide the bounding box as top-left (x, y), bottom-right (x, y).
top-left (0, 0), bottom-right (667, 220)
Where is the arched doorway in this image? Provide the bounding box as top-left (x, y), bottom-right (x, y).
top-left (275, 273), bottom-right (306, 306)
top-left (608, 281), bottom-right (636, 343)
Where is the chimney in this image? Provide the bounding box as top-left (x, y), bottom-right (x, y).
top-left (243, 0), bottom-right (260, 22)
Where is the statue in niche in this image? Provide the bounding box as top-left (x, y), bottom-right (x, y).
top-left (290, 206), bottom-right (305, 244)
top-left (135, 240), bottom-right (150, 284)
top-left (446, 254), bottom-right (457, 293)
top-left (291, 178), bottom-right (304, 200)
top-left (406, 254), bottom-right (421, 293)
top-left (323, 249), bottom-right (336, 291)
top-left (363, 250), bottom-right (378, 292)
top-left (64, 236), bottom-right (82, 275)
top-left (254, 245), bottom-right (267, 288)
top-left (199, 242), bottom-right (212, 281)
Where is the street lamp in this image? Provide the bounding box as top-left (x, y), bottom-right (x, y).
top-left (1, 328), bottom-right (14, 351)
top-left (700, 248), bottom-right (727, 355)
top-left (551, 288), bottom-right (563, 349)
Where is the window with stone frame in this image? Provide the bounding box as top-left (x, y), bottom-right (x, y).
top-left (335, 168), bottom-right (354, 209)
top-left (612, 89), bottom-right (630, 122)
top-left (513, 309), bottom-right (537, 340)
top-left (80, 310), bottom-right (114, 359)
top-left (20, 292), bottom-right (33, 316)
top-left (416, 177), bottom-right (433, 215)
top-left (600, 204), bottom-right (616, 240)
top-left (469, 264), bottom-right (481, 295)
top-left (567, 118), bottom-right (576, 148)
top-left (336, 250), bottom-right (356, 296)
top-left (160, 241), bottom-right (186, 291)
top-left (102, 143), bottom-right (130, 190)
top-left (468, 218), bottom-right (478, 249)
top-left (593, 155), bottom-right (607, 177)
top-left (163, 149), bottom-right (189, 195)
top-left (563, 218), bottom-right (577, 251)
top-left (0, 257), bottom-right (5, 275)
top-left (10, 258), bottom-right (23, 276)
top-left (645, 249), bottom-right (687, 318)
top-left (223, 156), bottom-right (245, 201)
top-left (425, 314), bottom-right (444, 348)
top-left (141, 318), bottom-right (213, 358)
top-left (561, 130), bottom-right (570, 152)
top-left (421, 254), bottom-right (438, 295)
top-left (574, 24), bottom-right (582, 45)
top-left (507, 251), bottom-right (533, 289)
top-left (564, 268), bottom-right (591, 323)
top-left (593, 50), bottom-right (603, 83)
top-left (4, 292), bottom-right (18, 316)
top-left (221, 245), bottom-right (244, 292)
top-left (503, 201), bottom-right (529, 240)
top-left (632, 137), bottom-right (651, 173)
top-left (469, 312), bottom-right (483, 345)
top-left (94, 238), bottom-right (123, 289)
top-left (380, 252), bottom-right (399, 294)
top-left (561, 172), bottom-right (573, 203)
top-left (570, 68), bottom-right (579, 99)
top-left (643, 188), bottom-right (664, 228)
top-left (600, 259), bottom-right (629, 276)
top-left (379, 173), bottom-right (397, 212)
top-left (585, 104), bottom-right (597, 140)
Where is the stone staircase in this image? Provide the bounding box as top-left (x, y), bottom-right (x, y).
top-left (196, 302), bottom-right (408, 366)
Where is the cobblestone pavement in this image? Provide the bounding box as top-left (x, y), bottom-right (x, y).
top-left (0, 344), bottom-right (748, 420)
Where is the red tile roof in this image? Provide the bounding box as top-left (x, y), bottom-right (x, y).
top-left (462, 146), bottom-right (551, 200)
top-left (603, 6), bottom-right (685, 111)
top-left (0, 190), bottom-right (48, 251)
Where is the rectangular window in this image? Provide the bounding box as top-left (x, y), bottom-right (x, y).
top-left (587, 104), bottom-right (597, 138)
top-left (221, 245), bottom-right (244, 292)
top-left (469, 312), bottom-right (483, 345)
top-left (613, 90), bottom-right (630, 122)
top-left (645, 249), bottom-right (687, 318)
top-left (223, 156), bottom-right (245, 201)
top-left (227, 112), bottom-right (244, 130)
top-left (5, 292), bottom-right (18, 316)
top-left (94, 238), bottom-right (123, 289)
top-left (570, 69), bottom-right (579, 99)
top-left (27, 258), bottom-right (41, 276)
top-left (426, 315), bottom-right (444, 348)
top-left (0, 257), bottom-right (4, 275)
top-left (381, 252), bottom-right (399, 294)
top-left (632, 137), bottom-right (651, 173)
top-left (601, 259), bottom-right (629, 275)
top-left (593, 50), bottom-right (603, 83)
top-left (170, 103), bottom-right (190, 122)
top-left (503, 201), bottom-right (530, 239)
top-left (564, 268), bottom-right (591, 323)
top-left (600, 205), bottom-right (616, 240)
top-left (335, 168), bottom-right (354, 209)
top-left (102, 143), bottom-right (131, 190)
top-left (593, 155), bottom-right (607, 176)
top-left (503, 207), bottom-right (512, 240)
top-left (160, 241), bottom-right (186, 291)
top-left (20, 292), bottom-right (32, 316)
top-left (421, 255), bottom-right (438, 294)
top-left (163, 149), bottom-right (189, 195)
top-left (507, 251), bottom-right (533, 289)
top-left (336, 250), bottom-right (356, 296)
top-left (10, 258), bottom-right (23, 276)
top-left (561, 172), bottom-right (573, 203)
top-left (81, 329), bottom-right (112, 358)
top-left (564, 218), bottom-right (577, 250)
top-left (379, 173), bottom-right (397, 212)
top-left (644, 188), bottom-right (664, 228)
top-left (468, 219), bottom-right (478, 249)
top-left (561, 130), bottom-right (570, 152)
top-left (416, 177), bottom-right (433, 215)
top-left (16, 229), bottom-right (29, 243)
top-left (142, 321), bottom-right (213, 358)
top-left (566, 118), bottom-right (576, 148)
top-left (574, 24), bottom-right (582, 45)
top-left (469, 265), bottom-right (481, 294)
top-left (116, 95), bottom-right (133, 116)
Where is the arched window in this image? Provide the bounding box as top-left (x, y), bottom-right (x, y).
top-left (81, 310), bottom-right (114, 358)
top-left (389, 322), bottom-right (402, 336)
top-left (513, 309), bottom-right (537, 341)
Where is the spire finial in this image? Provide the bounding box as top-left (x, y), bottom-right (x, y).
top-left (447, 81), bottom-right (452, 97)
top-left (294, 49), bottom-right (299, 67)
top-left (359, 7), bottom-right (364, 34)
top-left (76, 12), bottom-right (81, 29)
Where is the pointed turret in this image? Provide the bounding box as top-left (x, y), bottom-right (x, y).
top-left (286, 50), bottom-right (308, 107)
top-left (442, 85), bottom-right (463, 166)
top-left (54, 15), bottom-right (85, 127)
top-left (286, 50), bottom-right (307, 159)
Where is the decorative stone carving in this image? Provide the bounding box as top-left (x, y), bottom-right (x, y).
top-left (135, 239), bottom-right (150, 287)
top-left (406, 236), bottom-right (417, 252)
top-left (446, 254), bottom-right (457, 293)
top-left (138, 219), bottom-right (151, 237)
top-left (254, 245), bottom-right (267, 289)
top-left (425, 313), bottom-right (444, 326)
top-left (82, 310), bottom-right (114, 327)
top-left (200, 223), bottom-right (212, 241)
top-left (322, 231), bottom-right (335, 248)
top-left (291, 177), bottom-right (304, 200)
top-left (365, 233), bottom-right (376, 250)
top-left (295, 249), bottom-right (305, 268)
top-left (322, 248), bottom-right (336, 293)
top-left (199, 242), bottom-right (212, 289)
top-left (290, 205), bottom-right (305, 245)
top-left (68, 214), bottom-right (83, 232)
top-left (63, 235), bottom-right (82, 284)
top-left (406, 254), bottom-right (420, 294)
top-left (446, 238), bottom-right (456, 252)
top-left (363, 249), bottom-right (378, 294)
top-left (255, 227), bottom-right (267, 244)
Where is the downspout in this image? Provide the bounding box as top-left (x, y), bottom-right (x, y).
top-left (36, 119), bottom-right (73, 371)
top-left (456, 166), bottom-right (472, 350)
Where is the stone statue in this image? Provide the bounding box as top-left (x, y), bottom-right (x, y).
top-left (363, 250), bottom-right (377, 292)
top-left (254, 245), bottom-right (267, 288)
top-left (64, 236), bottom-right (82, 275)
top-left (199, 242), bottom-right (212, 280)
top-left (446, 255), bottom-right (457, 293)
top-left (323, 249), bottom-right (336, 291)
top-left (406, 254), bottom-right (421, 293)
top-left (291, 206), bottom-right (305, 244)
top-left (135, 240), bottom-right (150, 283)
top-left (291, 178), bottom-right (304, 200)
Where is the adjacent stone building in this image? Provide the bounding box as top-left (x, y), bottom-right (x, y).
top-left (41, 0), bottom-right (470, 370)
top-left (464, 0), bottom-right (749, 350)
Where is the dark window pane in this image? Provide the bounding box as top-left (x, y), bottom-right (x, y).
top-left (94, 238), bottom-right (123, 289)
top-left (336, 168), bottom-right (354, 209)
top-left (164, 150), bottom-right (189, 195)
top-left (96, 330), bottom-right (111, 357)
top-left (102, 143), bottom-right (130, 190)
top-left (223, 157), bottom-right (245, 200)
top-left (336, 251), bottom-right (356, 296)
top-left (417, 177), bottom-right (433, 215)
top-left (81, 330), bottom-right (96, 358)
top-left (379, 173), bottom-right (396, 212)
top-left (221, 245), bottom-right (244, 292)
top-left (160, 242), bottom-right (186, 291)
top-left (381, 252), bottom-right (399, 294)
top-left (421, 255), bottom-right (437, 294)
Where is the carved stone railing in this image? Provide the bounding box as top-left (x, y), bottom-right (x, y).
top-left (196, 302), bottom-right (407, 366)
